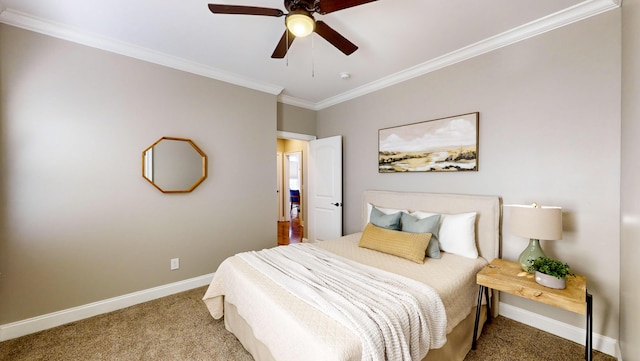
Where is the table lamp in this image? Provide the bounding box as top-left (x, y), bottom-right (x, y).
top-left (507, 203), bottom-right (563, 271)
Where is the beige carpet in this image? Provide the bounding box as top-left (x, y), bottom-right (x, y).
top-left (0, 287), bottom-right (615, 361)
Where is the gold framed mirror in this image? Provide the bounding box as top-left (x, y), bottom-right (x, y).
top-left (142, 137), bottom-right (207, 193)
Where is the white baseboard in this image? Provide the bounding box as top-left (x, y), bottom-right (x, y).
top-left (616, 342), bottom-right (623, 360)
top-left (0, 273), bottom-right (214, 342)
top-left (499, 302), bottom-right (619, 358)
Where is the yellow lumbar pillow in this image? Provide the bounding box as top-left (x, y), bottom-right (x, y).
top-left (358, 223), bottom-right (432, 264)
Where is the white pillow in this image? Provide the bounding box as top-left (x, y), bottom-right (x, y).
top-left (411, 211), bottom-right (478, 259)
top-left (365, 203), bottom-right (408, 224)
top-left (410, 211), bottom-right (438, 219)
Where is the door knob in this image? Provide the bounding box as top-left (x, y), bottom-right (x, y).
top-left (331, 202), bottom-right (343, 207)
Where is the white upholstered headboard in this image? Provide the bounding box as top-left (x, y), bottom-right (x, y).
top-left (361, 190), bottom-right (502, 261)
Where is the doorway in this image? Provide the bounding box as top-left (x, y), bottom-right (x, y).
top-left (276, 132), bottom-right (315, 243)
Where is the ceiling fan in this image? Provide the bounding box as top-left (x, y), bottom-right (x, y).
top-left (208, 0), bottom-right (377, 58)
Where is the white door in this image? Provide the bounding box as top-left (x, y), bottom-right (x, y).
top-left (308, 135), bottom-right (342, 242)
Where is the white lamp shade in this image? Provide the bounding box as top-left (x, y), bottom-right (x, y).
top-left (508, 204), bottom-right (563, 240)
top-left (286, 13), bottom-right (315, 37)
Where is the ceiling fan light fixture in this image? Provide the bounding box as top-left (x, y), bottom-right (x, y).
top-left (286, 11), bottom-right (315, 37)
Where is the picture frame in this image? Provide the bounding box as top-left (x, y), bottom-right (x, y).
top-left (378, 112), bottom-right (479, 173)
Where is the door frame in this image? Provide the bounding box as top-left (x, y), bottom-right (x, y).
top-left (277, 131), bottom-right (316, 232)
top-left (277, 131), bottom-right (316, 142)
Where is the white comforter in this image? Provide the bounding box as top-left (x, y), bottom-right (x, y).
top-left (203, 234), bottom-right (487, 361)
top-left (235, 244), bottom-right (447, 361)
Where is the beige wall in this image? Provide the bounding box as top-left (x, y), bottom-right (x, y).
top-left (317, 10), bottom-right (622, 341)
top-left (621, 0), bottom-right (640, 359)
top-left (0, 24), bottom-right (277, 323)
top-left (277, 102), bottom-right (316, 134)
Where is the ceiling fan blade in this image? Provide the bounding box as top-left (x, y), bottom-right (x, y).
top-left (314, 21), bottom-right (358, 56)
top-left (208, 4), bottom-right (285, 17)
top-left (271, 30), bottom-right (296, 58)
top-left (317, 0), bottom-right (377, 14)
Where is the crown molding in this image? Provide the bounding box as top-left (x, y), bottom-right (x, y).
top-left (0, 0), bottom-right (620, 110)
top-left (0, 8), bottom-right (284, 96)
top-left (314, 0), bottom-right (621, 110)
top-left (277, 94), bottom-right (318, 110)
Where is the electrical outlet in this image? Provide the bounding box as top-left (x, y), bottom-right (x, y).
top-left (170, 258), bottom-right (179, 270)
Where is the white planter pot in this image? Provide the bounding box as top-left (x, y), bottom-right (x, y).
top-left (535, 271), bottom-right (566, 289)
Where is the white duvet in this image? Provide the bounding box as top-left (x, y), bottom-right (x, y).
top-left (239, 244), bottom-right (446, 361)
top-left (203, 233), bottom-right (488, 361)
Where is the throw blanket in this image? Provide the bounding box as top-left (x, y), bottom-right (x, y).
top-left (236, 244), bottom-right (447, 361)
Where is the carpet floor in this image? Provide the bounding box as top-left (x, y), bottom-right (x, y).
top-left (0, 286), bottom-right (615, 361)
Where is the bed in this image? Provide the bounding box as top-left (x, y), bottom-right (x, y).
top-left (203, 190), bottom-right (501, 361)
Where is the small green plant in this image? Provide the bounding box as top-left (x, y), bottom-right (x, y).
top-left (527, 257), bottom-right (575, 280)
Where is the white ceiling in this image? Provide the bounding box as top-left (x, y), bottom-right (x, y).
top-left (0, 0), bottom-right (620, 109)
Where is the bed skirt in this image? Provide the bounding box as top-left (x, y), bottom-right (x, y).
top-left (223, 300), bottom-right (489, 361)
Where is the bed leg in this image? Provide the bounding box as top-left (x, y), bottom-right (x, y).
top-left (586, 291), bottom-right (593, 361)
top-left (472, 285), bottom-right (485, 350)
top-left (485, 286), bottom-right (492, 324)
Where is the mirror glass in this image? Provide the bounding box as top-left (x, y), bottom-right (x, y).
top-left (142, 137), bottom-right (207, 193)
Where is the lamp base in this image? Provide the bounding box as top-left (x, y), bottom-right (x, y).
top-left (518, 238), bottom-right (546, 272)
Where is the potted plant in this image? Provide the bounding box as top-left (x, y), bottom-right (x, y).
top-left (527, 256), bottom-right (575, 289)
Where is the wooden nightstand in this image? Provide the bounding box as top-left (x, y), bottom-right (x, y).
top-left (472, 258), bottom-right (593, 361)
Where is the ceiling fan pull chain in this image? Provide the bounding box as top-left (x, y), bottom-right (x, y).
top-left (311, 35), bottom-right (315, 78)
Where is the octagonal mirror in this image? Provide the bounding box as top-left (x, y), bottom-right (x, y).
top-left (142, 137), bottom-right (207, 193)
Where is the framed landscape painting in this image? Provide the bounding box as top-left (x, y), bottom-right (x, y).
top-left (378, 112), bottom-right (479, 173)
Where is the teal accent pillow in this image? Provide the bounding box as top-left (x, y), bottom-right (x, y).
top-left (426, 238), bottom-right (441, 259)
top-left (401, 212), bottom-right (442, 259)
top-left (369, 207), bottom-right (402, 230)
